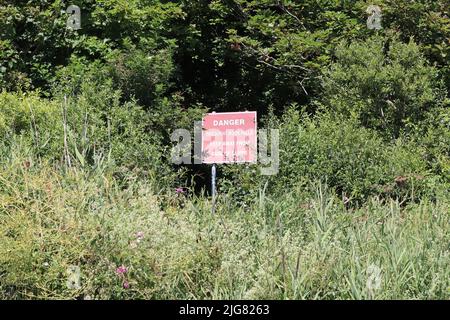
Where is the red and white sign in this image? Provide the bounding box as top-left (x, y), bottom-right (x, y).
top-left (202, 111), bottom-right (257, 164)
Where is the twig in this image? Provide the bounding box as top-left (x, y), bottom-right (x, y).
top-left (277, 0), bottom-right (307, 30)
top-left (242, 43), bottom-right (312, 74)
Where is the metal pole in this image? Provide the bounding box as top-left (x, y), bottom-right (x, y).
top-left (211, 164), bottom-right (217, 215)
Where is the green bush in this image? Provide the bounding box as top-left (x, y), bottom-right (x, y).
top-left (411, 104), bottom-right (450, 184)
top-left (109, 43), bottom-right (175, 107)
top-left (221, 108), bottom-right (439, 205)
top-left (52, 56), bottom-right (206, 186)
top-left (321, 36), bottom-right (445, 139)
top-left (0, 84), bottom-right (176, 188)
top-left (280, 110), bottom-right (437, 202)
top-left (0, 91), bottom-right (62, 158)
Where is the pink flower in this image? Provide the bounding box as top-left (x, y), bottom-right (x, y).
top-left (116, 265), bottom-right (128, 275)
top-left (123, 281), bottom-right (130, 289)
top-left (175, 187), bottom-right (185, 194)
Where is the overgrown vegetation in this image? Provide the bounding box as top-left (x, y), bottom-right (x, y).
top-left (0, 142), bottom-right (448, 299)
top-left (0, 0), bottom-right (449, 299)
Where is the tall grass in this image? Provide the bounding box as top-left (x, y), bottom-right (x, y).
top-left (0, 142), bottom-right (448, 300)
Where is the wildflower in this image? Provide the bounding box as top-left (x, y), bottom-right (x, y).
top-left (123, 281), bottom-right (130, 289)
top-left (116, 265), bottom-right (128, 275)
top-left (175, 187), bottom-right (185, 194)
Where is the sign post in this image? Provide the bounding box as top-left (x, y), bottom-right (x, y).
top-left (211, 163), bottom-right (217, 215)
top-left (201, 111), bottom-right (257, 214)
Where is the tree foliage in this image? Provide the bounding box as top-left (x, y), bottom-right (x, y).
top-left (1, 0), bottom-right (448, 107)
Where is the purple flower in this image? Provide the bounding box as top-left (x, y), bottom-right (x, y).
top-left (175, 187), bottom-right (185, 194)
top-left (116, 265), bottom-right (128, 275)
top-left (123, 281), bottom-right (130, 289)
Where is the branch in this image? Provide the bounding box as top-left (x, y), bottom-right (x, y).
top-left (277, 0), bottom-right (307, 30)
top-left (241, 43), bottom-right (312, 74)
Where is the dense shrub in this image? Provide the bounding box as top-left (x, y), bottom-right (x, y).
top-left (0, 86), bottom-right (176, 187)
top-left (321, 36), bottom-right (445, 139)
top-left (109, 44), bottom-right (175, 107)
top-left (0, 91), bottom-right (61, 157)
top-left (411, 105), bottom-right (450, 184)
top-left (221, 108), bottom-right (439, 205)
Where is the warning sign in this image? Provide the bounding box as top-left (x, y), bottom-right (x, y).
top-left (201, 112), bottom-right (257, 164)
